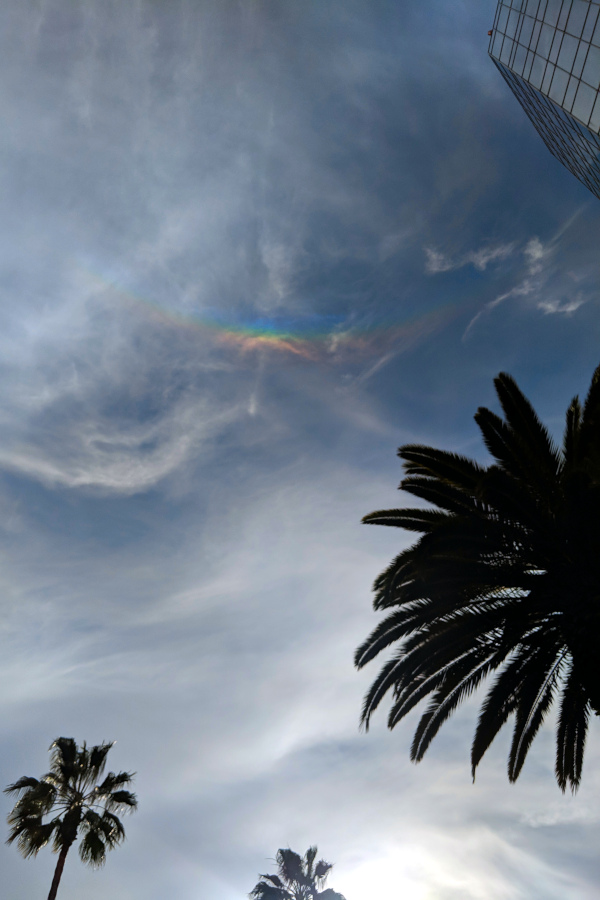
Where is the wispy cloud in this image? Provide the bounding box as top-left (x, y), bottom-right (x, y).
top-left (0, 394), bottom-right (242, 493)
top-left (463, 217), bottom-right (598, 339)
top-left (425, 242), bottom-right (515, 274)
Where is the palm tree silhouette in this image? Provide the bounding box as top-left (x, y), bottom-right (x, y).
top-left (357, 364), bottom-right (600, 791)
top-left (250, 846), bottom-right (346, 900)
top-left (5, 737), bottom-right (137, 900)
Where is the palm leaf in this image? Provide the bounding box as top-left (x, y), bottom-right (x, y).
top-left (398, 445), bottom-right (485, 488)
top-left (493, 373), bottom-right (561, 474)
top-left (556, 661), bottom-right (590, 792)
top-left (358, 364), bottom-right (600, 790)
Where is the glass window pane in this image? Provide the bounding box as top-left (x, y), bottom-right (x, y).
top-left (582, 44), bottom-right (600, 87)
top-left (512, 42), bottom-right (529, 73)
top-left (520, 14), bottom-right (535, 46)
top-left (537, 0), bottom-right (550, 19)
top-left (492, 32), bottom-right (504, 58)
top-left (572, 80), bottom-right (597, 123)
top-left (557, 33), bottom-right (579, 71)
top-left (530, 52), bottom-right (547, 86)
top-left (544, 0), bottom-right (562, 27)
top-left (501, 36), bottom-right (515, 64)
top-left (549, 66), bottom-right (570, 103)
top-left (573, 41), bottom-right (589, 76)
top-left (524, 48), bottom-right (536, 77)
top-left (537, 22), bottom-right (555, 56)
top-left (564, 73), bottom-right (580, 110)
top-left (567, 0), bottom-right (590, 38)
top-left (526, 0), bottom-right (540, 14)
top-left (506, 9), bottom-right (521, 38)
top-left (558, 0), bottom-right (572, 31)
top-left (542, 60), bottom-right (556, 92)
top-left (592, 15), bottom-right (600, 48)
top-left (589, 92), bottom-right (600, 132)
top-left (583, 7), bottom-right (599, 43)
top-left (549, 31), bottom-right (563, 63)
top-left (498, 5), bottom-right (510, 33)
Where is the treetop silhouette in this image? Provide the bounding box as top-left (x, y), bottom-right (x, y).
top-left (357, 363), bottom-right (600, 791)
top-left (5, 737), bottom-right (137, 900)
top-left (250, 846), bottom-right (346, 900)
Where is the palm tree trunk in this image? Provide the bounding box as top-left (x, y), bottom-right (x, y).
top-left (47, 843), bottom-right (71, 900)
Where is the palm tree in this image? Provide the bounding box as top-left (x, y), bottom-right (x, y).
top-left (5, 737), bottom-right (137, 900)
top-left (250, 846), bottom-right (346, 900)
top-left (356, 364), bottom-right (600, 792)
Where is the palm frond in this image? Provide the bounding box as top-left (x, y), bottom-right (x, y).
top-left (556, 661), bottom-right (590, 792)
top-left (363, 507), bottom-right (451, 532)
top-left (101, 788), bottom-right (138, 813)
top-left (400, 477), bottom-right (477, 514)
top-left (579, 363), bottom-right (600, 478)
top-left (493, 372), bottom-right (561, 473)
top-left (475, 408), bottom-right (529, 480)
top-left (6, 817), bottom-right (58, 858)
top-left (398, 445), bottom-right (485, 488)
top-left (304, 846), bottom-right (317, 878)
top-left (78, 828), bottom-right (107, 868)
top-left (507, 646), bottom-right (566, 782)
top-left (277, 848), bottom-right (305, 887)
top-left (314, 858), bottom-right (333, 880)
top-left (562, 397), bottom-right (581, 467)
top-left (95, 771), bottom-right (135, 793)
top-left (5, 779), bottom-right (57, 819)
top-left (49, 737), bottom-right (77, 770)
top-left (249, 882), bottom-right (290, 900)
top-left (4, 776), bottom-right (42, 796)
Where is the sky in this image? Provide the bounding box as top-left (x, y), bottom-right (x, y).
top-left (1, 1), bottom-right (600, 898)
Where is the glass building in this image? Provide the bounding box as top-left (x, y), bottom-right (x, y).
top-left (489, 0), bottom-right (600, 198)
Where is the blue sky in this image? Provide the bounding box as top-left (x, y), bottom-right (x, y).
top-left (1, 1), bottom-right (600, 898)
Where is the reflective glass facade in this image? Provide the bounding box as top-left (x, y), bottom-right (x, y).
top-left (489, 0), bottom-right (600, 198)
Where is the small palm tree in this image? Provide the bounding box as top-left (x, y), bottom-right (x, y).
top-left (250, 846), bottom-right (346, 900)
top-left (5, 737), bottom-right (137, 900)
top-left (357, 364), bottom-right (600, 792)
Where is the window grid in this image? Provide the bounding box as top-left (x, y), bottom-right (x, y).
top-left (493, 57), bottom-right (600, 198)
top-left (489, 0), bottom-right (600, 132)
top-left (490, 1), bottom-right (600, 197)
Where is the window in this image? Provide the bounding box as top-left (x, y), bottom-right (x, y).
top-left (582, 44), bottom-right (600, 87)
top-left (583, 6), bottom-right (599, 42)
top-left (589, 92), bottom-right (600, 131)
top-left (558, 0), bottom-right (573, 32)
top-left (513, 42), bottom-right (529, 74)
top-left (530, 52), bottom-right (547, 86)
top-left (550, 66), bottom-right (570, 102)
top-left (564, 73), bottom-right (580, 109)
top-left (573, 40), bottom-right (590, 76)
top-left (542, 60), bottom-right (556, 91)
top-left (537, 22), bottom-right (556, 57)
top-left (572, 80), bottom-right (597, 123)
top-left (566, 0), bottom-right (591, 38)
top-left (557, 33), bottom-right (579, 70)
top-left (544, 0), bottom-right (563, 27)
top-left (507, 9), bottom-right (521, 38)
top-left (501, 36), bottom-right (515, 63)
top-left (520, 15), bottom-right (535, 46)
